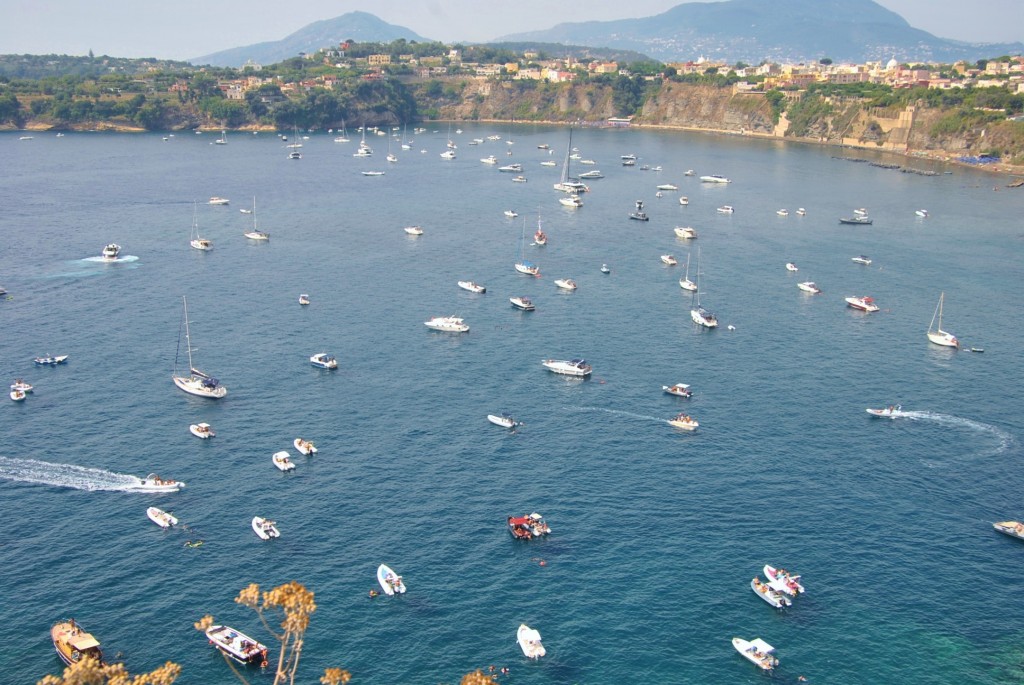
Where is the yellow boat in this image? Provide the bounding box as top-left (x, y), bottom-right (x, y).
top-left (51, 619), bottom-right (103, 666)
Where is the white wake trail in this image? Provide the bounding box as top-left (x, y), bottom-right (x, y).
top-left (0, 456), bottom-right (143, 491)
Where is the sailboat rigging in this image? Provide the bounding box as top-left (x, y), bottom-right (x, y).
top-left (243, 196), bottom-right (269, 240)
top-left (173, 296), bottom-right (227, 398)
top-left (927, 292), bottom-right (958, 348)
top-left (189, 201), bottom-right (213, 251)
top-left (515, 218), bottom-right (540, 276)
top-left (690, 248), bottom-right (718, 328)
top-left (554, 127), bottom-right (588, 194)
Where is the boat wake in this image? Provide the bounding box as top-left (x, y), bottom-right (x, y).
top-left (573, 406), bottom-right (667, 424)
top-left (81, 255), bottom-right (140, 263)
top-left (897, 411), bottom-right (1014, 458)
top-left (0, 456), bottom-right (148, 492)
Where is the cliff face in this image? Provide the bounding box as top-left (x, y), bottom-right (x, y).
top-left (639, 82), bottom-right (776, 134)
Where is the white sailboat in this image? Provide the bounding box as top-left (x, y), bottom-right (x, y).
top-left (243, 197), bottom-right (269, 240)
top-left (553, 127), bottom-right (588, 194)
top-left (172, 296), bottom-right (227, 398)
top-left (927, 292), bottom-right (959, 349)
top-left (189, 202), bottom-right (213, 251)
top-left (679, 252), bottom-right (697, 291)
top-left (514, 218), bottom-right (540, 276)
top-left (690, 248), bottom-right (718, 328)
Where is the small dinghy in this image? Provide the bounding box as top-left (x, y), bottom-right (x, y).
top-left (147, 506), bottom-right (178, 528)
top-left (131, 474), bottom-right (185, 492)
top-left (517, 624), bottom-right (546, 659)
top-left (10, 388), bottom-right (26, 401)
top-left (272, 451), bottom-right (296, 471)
top-left (293, 438), bottom-right (317, 455)
top-left (252, 516), bottom-right (280, 540)
top-left (785, 262), bottom-right (798, 272)
top-left (554, 278), bottom-right (577, 291)
top-left (10, 380), bottom-right (33, 393)
top-left (866, 404), bottom-right (903, 418)
top-left (190, 422), bottom-right (215, 439)
top-left (488, 413), bottom-right (521, 429)
top-left (377, 563), bottom-right (406, 595)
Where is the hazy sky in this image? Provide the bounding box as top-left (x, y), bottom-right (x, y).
top-left (2, 0), bottom-right (1022, 60)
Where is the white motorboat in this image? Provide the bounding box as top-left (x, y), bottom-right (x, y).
top-left (252, 516), bottom-right (280, 539)
top-left (679, 252), bottom-right (697, 291)
top-left (510, 296), bottom-right (535, 311)
top-left (272, 451), bottom-right (295, 472)
top-left (10, 380), bottom-right (33, 393)
top-left (679, 196), bottom-right (689, 205)
top-left (751, 576), bottom-right (791, 608)
top-left (440, 149), bottom-right (456, 160)
top-left (512, 175), bottom-right (528, 182)
top-left (796, 208), bottom-right (806, 216)
top-left (299, 294), bottom-right (310, 305)
top-left (927, 292), bottom-right (958, 349)
top-left (798, 281), bottom-right (821, 294)
top-left (554, 278), bottom-right (577, 291)
top-left (131, 474), bottom-right (185, 492)
top-left (700, 174), bottom-right (731, 183)
top-left (10, 389), bottom-right (27, 401)
top-left (294, 438), bottom-right (317, 455)
top-left (657, 183), bottom-right (678, 191)
top-left (517, 624), bottom-right (546, 659)
top-left (785, 263), bottom-right (798, 272)
top-left (480, 155), bottom-right (498, 165)
top-left (208, 197), bottom-right (230, 205)
top-left (764, 564), bottom-right (805, 596)
top-left (845, 296), bottom-right (880, 312)
top-left (458, 280), bottom-right (486, 294)
top-left (559, 194), bottom-right (583, 208)
top-left (34, 354), bottom-right (69, 366)
top-left (189, 422), bottom-right (215, 439)
top-left (487, 413), bottom-right (521, 429)
top-left (289, 150), bottom-right (302, 160)
top-left (541, 358), bottom-right (592, 377)
top-left (377, 564), bottom-right (406, 595)
top-left (674, 226), bottom-right (697, 239)
top-left (578, 169), bottom-right (603, 179)
top-left (866, 404), bottom-right (903, 418)
top-left (243, 197), bottom-right (269, 240)
top-left (663, 383), bottom-right (692, 397)
top-left (732, 637), bottom-right (778, 671)
top-left (499, 164), bottom-right (522, 173)
top-left (579, 159), bottom-right (596, 165)
top-left (993, 521), bottom-right (1024, 541)
top-left (851, 255), bottom-right (872, 265)
top-left (504, 210), bottom-right (518, 218)
top-left (716, 205), bottom-right (734, 214)
top-left (172, 297), bottom-right (227, 399)
top-left (310, 353), bottom-right (338, 369)
top-left (100, 243), bottom-right (121, 260)
top-left (189, 202), bottom-right (213, 251)
top-left (404, 226), bottom-right (424, 235)
top-left (668, 413), bottom-right (699, 431)
top-left (684, 169), bottom-right (695, 176)
top-left (916, 209), bottom-right (929, 218)
top-left (204, 624), bottom-right (269, 667)
top-left (361, 171), bottom-right (385, 176)
top-left (690, 249), bottom-right (718, 328)
top-left (424, 316), bottom-right (469, 332)
top-left (777, 209), bottom-right (789, 216)
top-left (540, 160), bottom-right (557, 167)
top-left (854, 207), bottom-right (869, 216)
top-left (661, 254), bottom-right (678, 266)
top-left (146, 506), bottom-right (178, 528)
top-left (629, 199), bottom-right (649, 221)
top-left (601, 264), bottom-right (611, 274)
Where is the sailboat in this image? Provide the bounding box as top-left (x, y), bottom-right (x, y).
top-left (690, 248), bottom-right (718, 328)
top-left (172, 296), bottom-right (227, 398)
top-left (553, 127), bottom-right (588, 194)
top-left (400, 122), bottom-right (411, 150)
top-left (333, 120), bottom-right (350, 143)
top-left (287, 125), bottom-right (302, 159)
top-left (354, 123), bottom-right (372, 157)
top-left (679, 252), bottom-right (697, 291)
top-left (386, 134), bottom-right (398, 163)
top-left (243, 197), bottom-right (269, 240)
top-left (927, 292), bottom-right (958, 348)
top-left (533, 213), bottom-right (547, 245)
top-left (189, 202), bottom-right (213, 251)
top-left (515, 218), bottom-right (540, 276)
top-left (214, 130), bottom-right (227, 145)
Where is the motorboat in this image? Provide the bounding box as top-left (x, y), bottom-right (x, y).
top-left (786, 263), bottom-right (798, 271)
top-left (674, 226), bottom-right (697, 239)
top-left (916, 209), bottom-right (929, 218)
top-left (361, 171), bottom-right (385, 176)
top-left (146, 506), bottom-right (178, 528)
top-left (656, 191), bottom-right (664, 198)
top-left (796, 208), bottom-right (806, 215)
top-left (424, 316), bottom-right (470, 332)
top-left (854, 208), bottom-right (869, 216)
top-left (657, 183), bottom-right (678, 191)
top-left (512, 176), bottom-right (528, 183)
top-left (252, 516), bottom-right (280, 539)
top-left (620, 153), bottom-right (637, 161)
top-left (866, 404), bottom-right (903, 418)
top-left (294, 438), bottom-right (317, 455)
top-left (732, 637), bottom-right (778, 671)
top-left (517, 624), bottom-right (546, 659)
top-left (504, 210), bottom-right (518, 218)
top-left (716, 205), bottom-right (734, 214)
top-left (508, 512), bottom-right (550, 539)
top-left (851, 255), bottom-right (872, 265)
top-left (679, 196), bottom-right (689, 205)
top-left (537, 143), bottom-right (550, 150)
top-left (458, 280), bottom-right (486, 294)
top-left (699, 174), bottom-right (731, 183)
top-left (541, 358), bottom-right (592, 377)
top-left (498, 164), bottom-right (522, 173)
top-left (377, 564), bottom-right (406, 595)
top-left (172, 298), bottom-right (227, 398)
top-left (51, 619), bottom-right (103, 666)
top-left (510, 296), bottom-right (535, 311)
top-left (487, 413), bottom-right (521, 429)
top-left (663, 383), bottom-right (692, 398)
top-left (404, 226), bottom-right (424, 235)
top-left (204, 624), bottom-right (269, 667)
top-left (629, 200), bottom-right (649, 221)
top-left (845, 296), bottom-right (880, 312)
top-left (481, 155), bottom-right (498, 165)
top-left (190, 422), bottom-right (215, 439)
top-left (764, 564), bottom-right (805, 596)
top-left (10, 380), bottom-right (33, 393)
top-left (578, 169), bottom-right (603, 179)
top-left (798, 281), bottom-right (821, 294)
top-left (272, 451), bottom-right (295, 471)
top-left (927, 292), bottom-right (958, 349)
top-left (208, 197), bottom-right (230, 205)
top-left (100, 243), bottom-right (121, 260)
top-left (839, 216), bottom-right (873, 225)
top-left (668, 413), bottom-right (699, 431)
top-left (601, 264), bottom-right (611, 274)
top-left (243, 196), bottom-right (269, 240)
top-left (684, 169), bottom-right (695, 176)
top-left (622, 158), bottom-right (636, 166)
top-left (777, 209), bottom-right (789, 216)
top-left (554, 278), bottom-right (577, 291)
top-left (34, 354), bottom-right (69, 365)
top-left (661, 254), bottom-right (678, 266)
top-left (993, 521), bottom-right (1024, 541)
top-left (540, 160), bottom-right (557, 167)
top-left (310, 353), bottom-right (338, 369)
top-left (353, 147), bottom-right (372, 158)
top-left (751, 576), bottom-right (791, 608)
top-left (299, 294), bottom-right (310, 305)
top-left (289, 150), bottom-right (302, 160)
top-left (559, 194), bottom-right (583, 208)
top-left (440, 149), bottom-right (456, 160)
top-left (10, 388), bottom-right (27, 401)
top-left (131, 474), bottom-right (185, 492)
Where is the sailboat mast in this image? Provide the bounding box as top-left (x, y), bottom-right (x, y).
top-left (182, 296), bottom-right (195, 373)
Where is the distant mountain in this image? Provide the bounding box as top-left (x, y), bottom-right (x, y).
top-left (495, 0), bottom-right (1024, 64)
top-left (192, 11), bottom-right (428, 67)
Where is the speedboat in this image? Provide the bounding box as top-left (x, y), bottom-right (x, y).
top-left (764, 564), bottom-right (805, 596)
top-left (424, 316), bottom-right (469, 332)
top-left (851, 255), bottom-right (872, 265)
top-left (404, 225), bottom-right (423, 236)
top-left (845, 296), bottom-right (879, 312)
top-left (190, 422), bottom-right (215, 439)
top-left (504, 210), bottom-right (518, 218)
top-left (510, 296), bottom-right (535, 311)
top-left (554, 278), bottom-right (577, 291)
top-left (668, 413), bottom-right (699, 431)
top-left (700, 174), bottom-right (731, 183)
top-left (540, 160), bottom-right (557, 167)
top-left (100, 243), bottom-right (121, 260)
top-left (679, 196), bottom-right (689, 205)
top-left (601, 264), bottom-right (611, 274)
top-left (777, 209), bottom-right (789, 216)
top-left (10, 380), bottom-right (33, 393)
top-left (487, 413), bottom-right (521, 429)
top-left (751, 576), bottom-right (791, 608)
top-left (481, 155), bottom-right (498, 165)
top-left (661, 254), bottom-right (678, 266)
top-left (361, 171), bottom-right (385, 176)
top-left (541, 358), bottom-right (592, 377)
top-left (629, 200), bottom-right (649, 221)
top-left (578, 169), bottom-right (603, 179)
top-left (34, 354), bottom-right (69, 365)
top-left (512, 175), bottom-right (528, 183)
top-left (10, 388), bottom-right (26, 401)
top-left (866, 404), bottom-right (903, 418)
top-left (272, 451), bottom-right (295, 471)
top-left (994, 521), bottom-right (1024, 541)
top-left (294, 438), bottom-right (317, 455)
top-left (559, 194), bottom-right (583, 208)
top-left (797, 281), bottom-right (821, 294)
top-left (839, 216), bottom-right (873, 225)
top-left (508, 515), bottom-right (534, 539)
top-left (252, 516), bottom-right (280, 539)
top-left (52, 619), bottom-right (103, 666)
top-left (916, 209), bottom-right (929, 218)
top-left (785, 263), bottom-right (798, 272)
top-left (310, 353), bottom-right (338, 369)
top-left (208, 197), bottom-right (230, 205)
top-left (440, 149), bottom-right (456, 160)
top-left (716, 205), bottom-right (734, 214)
top-left (663, 383), bottom-right (692, 397)
top-left (657, 183), bottom-right (678, 191)
top-left (498, 164), bottom-right (522, 173)
top-left (204, 624), bottom-right (269, 667)
top-left (147, 506), bottom-right (178, 528)
top-left (458, 280), bottom-right (486, 294)
top-left (674, 226), bottom-right (697, 239)
top-left (732, 637), bottom-right (778, 671)
top-left (684, 169), bottom-right (695, 176)
top-left (796, 208), bottom-right (806, 216)
top-left (131, 474), bottom-right (185, 492)
top-left (377, 564), bottom-right (406, 595)
top-left (299, 294), bottom-right (310, 305)
top-left (517, 624), bottom-right (546, 659)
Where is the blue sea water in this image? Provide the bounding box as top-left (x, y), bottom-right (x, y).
top-left (1, 126), bottom-right (1022, 685)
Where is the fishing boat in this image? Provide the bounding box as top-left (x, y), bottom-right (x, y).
top-left (243, 197), bottom-right (269, 240)
top-left (866, 404), bottom-right (903, 418)
top-left (763, 564), bottom-right (805, 596)
top-left (663, 383), bottom-right (692, 397)
top-left (377, 564), bottom-right (406, 595)
top-left (189, 202), bottom-right (212, 251)
top-left (679, 253), bottom-right (697, 291)
top-left (51, 619), bottom-right (103, 666)
top-left (517, 624), bottom-right (546, 659)
top-left (797, 281), bottom-right (821, 294)
top-left (458, 280), bottom-right (486, 294)
top-left (541, 358), bottom-right (592, 377)
top-left (252, 516), bottom-right (280, 539)
top-left (172, 297), bottom-right (227, 398)
top-left (294, 438), bottom-right (317, 455)
top-left (424, 316), bottom-right (470, 332)
top-left (674, 226), bottom-right (697, 239)
top-left (488, 413), bottom-right (521, 429)
top-left (146, 506), bottom-right (178, 528)
top-left (189, 422), bottom-right (215, 438)
top-left (204, 624), bottom-right (269, 667)
top-left (845, 296), bottom-right (880, 312)
top-left (33, 354), bottom-right (69, 365)
top-left (514, 219), bottom-right (540, 276)
top-left (993, 521), bottom-right (1024, 541)
top-left (661, 254), bottom-right (677, 266)
top-left (130, 474), bottom-right (185, 492)
top-left (100, 243), bottom-right (121, 261)
top-left (851, 255), bottom-right (872, 265)
top-left (668, 413), bottom-right (699, 431)
top-left (272, 451), bottom-right (295, 471)
top-left (927, 292), bottom-right (958, 349)
top-left (310, 353), bottom-right (338, 369)
top-left (510, 296), bottom-right (535, 311)
top-left (629, 200), bottom-right (649, 221)
top-left (751, 576), bottom-right (791, 608)
top-left (554, 278), bottom-right (577, 291)
top-left (690, 249), bottom-right (718, 328)
top-left (732, 637), bottom-right (778, 671)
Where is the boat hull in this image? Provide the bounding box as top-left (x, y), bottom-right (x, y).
top-left (52, 621), bottom-right (103, 666)
top-left (488, 414), bottom-right (518, 429)
top-left (173, 375), bottom-right (227, 398)
top-left (205, 625), bottom-right (268, 667)
top-left (293, 438), bottom-right (317, 455)
top-left (517, 624), bottom-right (546, 659)
top-left (377, 564), bottom-right (406, 595)
top-left (147, 506), bottom-right (178, 528)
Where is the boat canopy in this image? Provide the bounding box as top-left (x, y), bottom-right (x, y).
top-left (509, 516), bottom-right (532, 526)
top-left (521, 627), bottom-right (542, 641)
top-left (68, 633), bottom-right (101, 650)
top-left (749, 638), bottom-right (774, 653)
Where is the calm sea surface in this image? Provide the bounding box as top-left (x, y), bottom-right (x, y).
top-left (1, 125), bottom-right (1022, 685)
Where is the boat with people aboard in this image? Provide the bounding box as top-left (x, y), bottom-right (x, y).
top-left (297, 293), bottom-right (311, 307)
top-left (51, 619), bottom-right (103, 666)
top-left (272, 451), bottom-right (295, 472)
top-left (190, 422), bottom-right (215, 439)
top-left (173, 297), bottom-right (227, 398)
top-left (488, 413), bottom-right (521, 429)
top-left (34, 354), bottom-right (69, 366)
top-left (732, 637), bottom-right (778, 671)
top-left (100, 243), bottom-right (121, 261)
top-left (252, 516), bottom-right (280, 539)
top-left (763, 564), bottom-right (805, 596)
top-left (629, 200), bottom-right (649, 221)
top-left (146, 506), bottom-right (178, 528)
top-left (541, 358), bottom-right (592, 377)
top-left (507, 513), bottom-right (551, 539)
top-left (851, 255), bottom-right (872, 265)
top-left (839, 216), bottom-right (873, 225)
top-left (717, 205), bottom-right (735, 214)
top-left (668, 413), bottom-right (699, 431)
top-left (10, 388), bottom-right (26, 401)
top-left (994, 521), bottom-right (1024, 541)
top-left (514, 220), bottom-right (540, 276)
top-left (10, 379), bottom-right (33, 393)
top-left (310, 352), bottom-right (338, 369)
top-left (293, 438), bottom-right (317, 455)
top-left (751, 576), bottom-right (792, 608)
top-left (661, 254), bottom-right (677, 266)
top-left (458, 280), bottom-right (486, 294)
top-left (403, 225), bottom-right (423, 236)
top-left (798, 281), bottom-right (821, 294)
top-left (601, 264), bottom-right (611, 274)
top-left (534, 221), bottom-right (547, 245)
top-left (674, 226), bottom-right (697, 239)
top-left (866, 404), bottom-right (904, 418)
top-left (517, 624), bottom-right (547, 659)
top-left (204, 624), bottom-right (269, 667)
top-left (130, 474), bottom-right (185, 492)
top-left (786, 263), bottom-right (798, 271)
top-left (510, 296), bottom-right (535, 311)
top-left (927, 292), bottom-right (958, 349)
top-left (845, 295), bottom-right (880, 312)
top-left (663, 383), bottom-right (692, 398)
top-left (377, 564), bottom-right (406, 595)
top-left (700, 174), bottom-right (731, 183)
top-left (554, 278), bottom-right (577, 291)
top-left (424, 316), bottom-right (470, 332)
